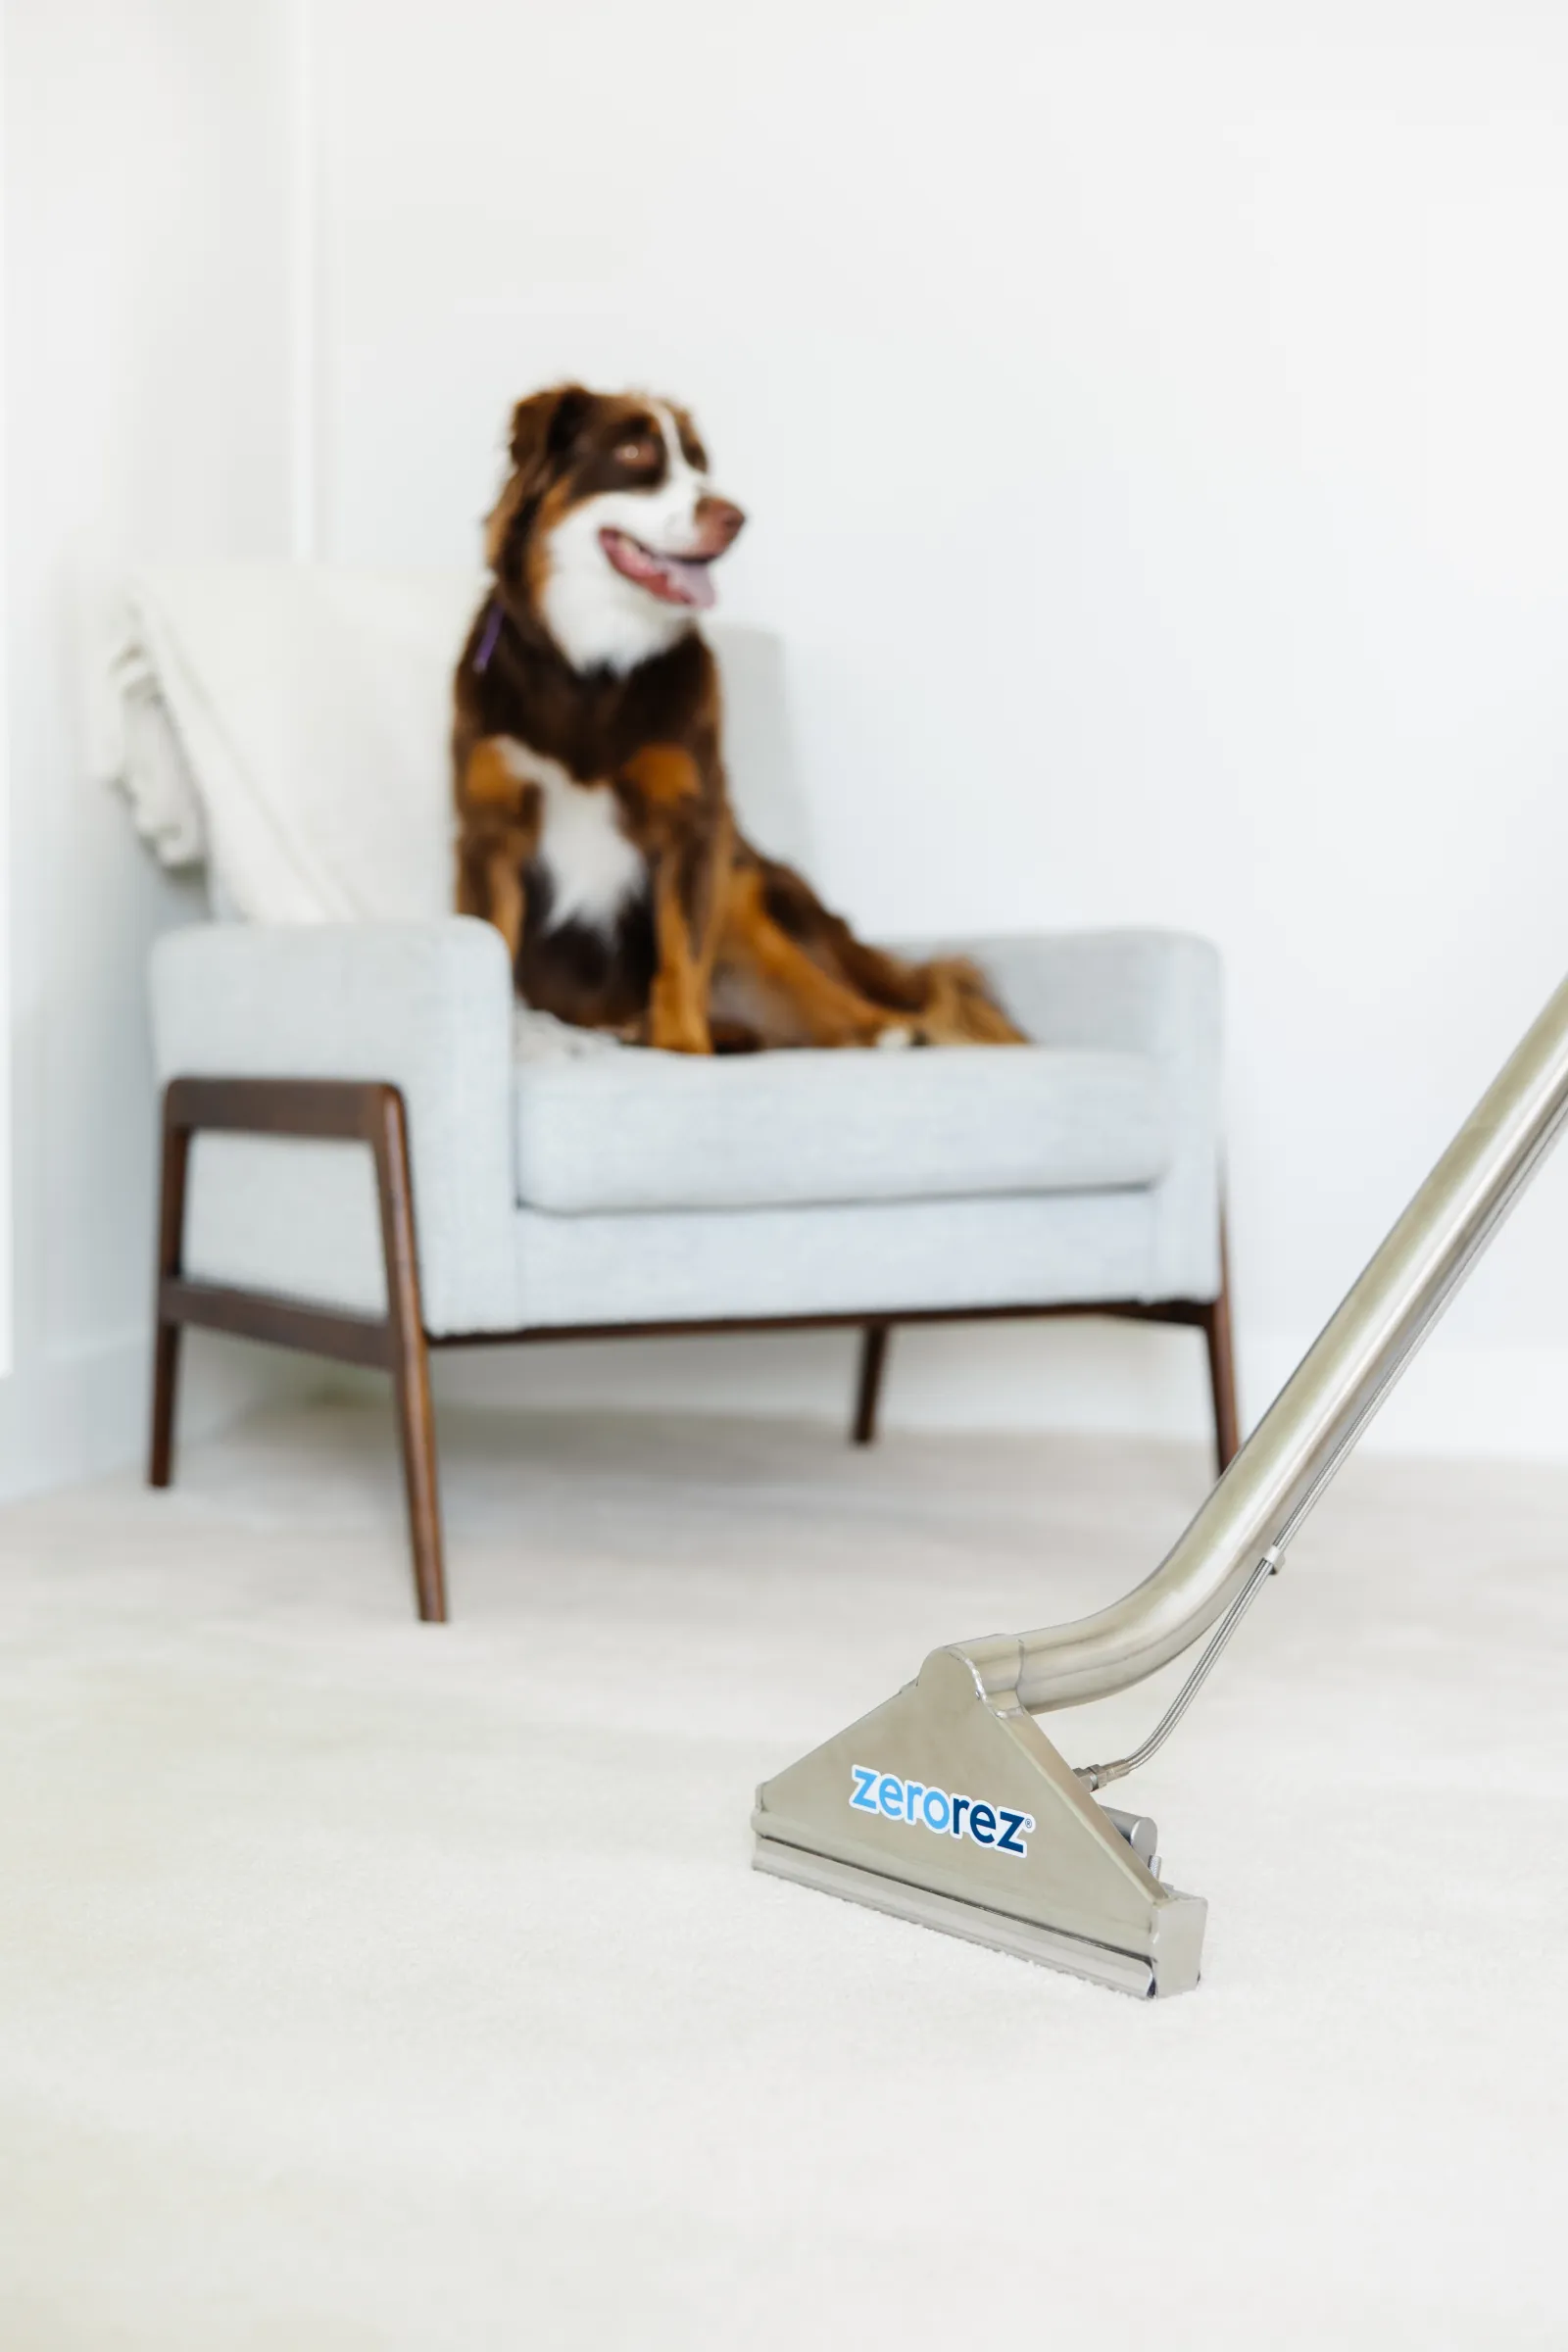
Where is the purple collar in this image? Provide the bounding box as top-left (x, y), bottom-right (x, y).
top-left (472, 599), bottom-right (504, 674)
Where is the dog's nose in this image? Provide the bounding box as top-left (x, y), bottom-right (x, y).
top-left (694, 496), bottom-right (747, 556)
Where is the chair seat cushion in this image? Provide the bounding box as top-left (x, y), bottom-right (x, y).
top-left (512, 1045), bottom-right (1173, 1214)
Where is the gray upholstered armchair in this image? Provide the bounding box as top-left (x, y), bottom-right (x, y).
top-left (122, 574), bottom-right (1236, 1620)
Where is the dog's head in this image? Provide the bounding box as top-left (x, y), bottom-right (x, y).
top-left (485, 383), bottom-right (746, 675)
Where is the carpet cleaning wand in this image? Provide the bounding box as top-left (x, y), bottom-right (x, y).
top-left (754, 968), bottom-right (1568, 1995)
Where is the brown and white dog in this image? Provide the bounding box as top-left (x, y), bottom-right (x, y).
top-left (453, 384), bottom-right (1024, 1051)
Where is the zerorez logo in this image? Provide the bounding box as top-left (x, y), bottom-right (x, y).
top-left (850, 1765), bottom-right (1035, 1857)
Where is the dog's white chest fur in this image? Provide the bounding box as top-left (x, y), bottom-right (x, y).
top-left (498, 737), bottom-right (645, 932)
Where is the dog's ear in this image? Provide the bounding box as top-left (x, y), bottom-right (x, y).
top-left (484, 384), bottom-right (597, 580)
top-left (507, 383), bottom-right (595, 481)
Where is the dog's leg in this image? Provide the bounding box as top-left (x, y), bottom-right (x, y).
top-left (718, 868), bottom-right (916, 1048)
top-left (618, 744), bottom-right (726, 1056)
top-left (835, 939), bottom-right (1024, 1042)
top-left (647, 849), bottom-right (713, 1054)
top-left (455, 822), bottom-right (536, 966)
top-left (484, 844), bottom-right (528, 967)
top-left (912, 958), bottom-right (1029, 1045)
top-left (455, 739), bottom-right (540, 969)
top-left (749, 858), bottom-right (1026, 1044)
top-left (461, 817), bottom-right (541, 964)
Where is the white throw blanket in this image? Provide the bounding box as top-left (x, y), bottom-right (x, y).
top-left (94, 563), bottom-right (485, 921)
top-left (93, 562), bottom-right (629, 1062)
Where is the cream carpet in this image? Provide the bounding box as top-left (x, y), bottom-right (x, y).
top-left (0, 1401), bottom-right (1564, 2348)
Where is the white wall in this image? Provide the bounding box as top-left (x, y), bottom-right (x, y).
top-left (300, 0), bottom-right (1568, 1456)
top-left (6, 2), bottom-right (1568, 1484)
top-left (0, 12), bottom-right (10, 1385)
top-left (0, 0), bottom-right (300, 1497)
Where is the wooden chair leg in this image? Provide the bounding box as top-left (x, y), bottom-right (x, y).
top-left (370, 1089), bottom-right (448, 1623)
top-left (1202, 1223), bottom-right (1241, 1477)
top-left (389, 1341), bottom-right (445, 1624)
top-left (149, 1320), bottom-right (183, 1489)
top-left (148, 1105), bottom-right (191, 1489)
top-left (852, 1322), bottom-right (893, 1446)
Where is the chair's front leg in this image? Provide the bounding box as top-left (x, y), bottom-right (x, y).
top-left (146, 1077), bottom-right (448, 1623)
top-left (148, 1099), bottom-right (192, 1490)
top-left (368, 1086), bottom-right (447, 1622)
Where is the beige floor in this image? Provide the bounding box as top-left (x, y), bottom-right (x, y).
top-left (0, 1401), bottom-right (1565, 2349)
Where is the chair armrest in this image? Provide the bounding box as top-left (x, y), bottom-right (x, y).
top-left (903, 928), bottom-right (1217, 1061)
top-left (908, 929), bottom-right (1225, 1301)
top-left (149, 918), bottom-right (515, 1332)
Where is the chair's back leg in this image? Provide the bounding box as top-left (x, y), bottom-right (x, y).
top-left (852, 1322), bottom-right (893, 1446)
top-left (148, 1102), bottom-right (191, 1489)
top-left (370, 1089), bottom-right (448, 1623)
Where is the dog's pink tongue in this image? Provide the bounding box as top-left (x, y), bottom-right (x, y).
top-left (602, 528), bottom-right (717, 610)
top-left (660, 555), bottom-right (715, 610)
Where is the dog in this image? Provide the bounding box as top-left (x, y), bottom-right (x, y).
top-left (453, 383), bottom-right (1025, 1052)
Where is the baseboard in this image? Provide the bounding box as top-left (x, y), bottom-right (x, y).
top-left (431, 1318), bottom-right (1568, 1466)
top-left (6, 1315), bottom-right (1564, 1503)
top-left (0, 1326), bottom-right (321, 1505)
top-left (1240, 1332), bottom-right (1568, 1464)
top-left (429, 1317), bottom-right (1221, 1443)
top-left (429, 1318), bottom-right (1203, 1438)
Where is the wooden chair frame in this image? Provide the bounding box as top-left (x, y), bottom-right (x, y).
top-left (149, 1077), bottom-right (1240, 1623)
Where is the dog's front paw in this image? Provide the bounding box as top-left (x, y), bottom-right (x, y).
top-left (874, 1025), bottom-right (915, 1050)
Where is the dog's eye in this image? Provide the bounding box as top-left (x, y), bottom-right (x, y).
top-left (614, 439), bottom-right (657, 466)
